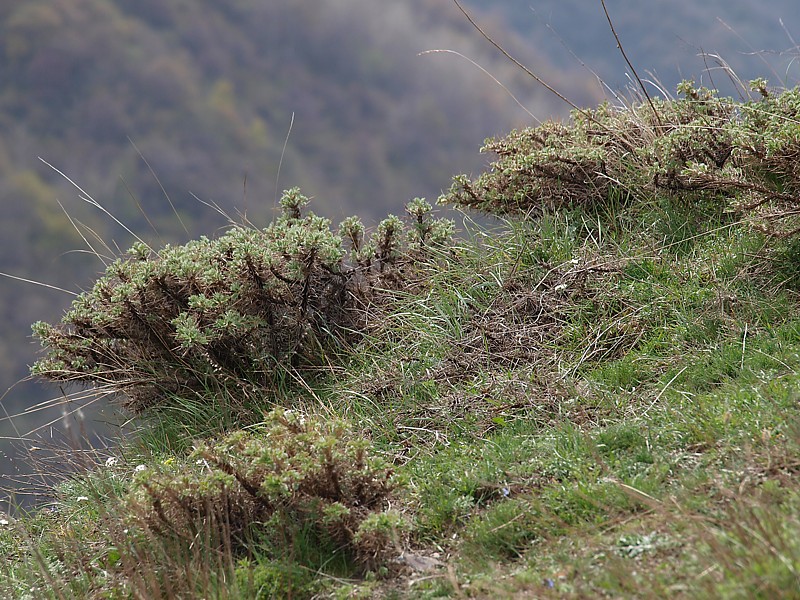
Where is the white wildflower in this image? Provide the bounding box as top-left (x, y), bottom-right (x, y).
top-left (77, 496), bottom-right (89, 502)
top-left (105, 457), bottom-right (118, 468)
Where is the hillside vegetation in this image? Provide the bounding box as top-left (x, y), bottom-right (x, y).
top-left (4, 75), bottom-right (800, 598)
top-left (0, 0), bottom-right (584, 458)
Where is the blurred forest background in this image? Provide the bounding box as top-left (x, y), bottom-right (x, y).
top-left (0, 0), bottom-right (797, 502)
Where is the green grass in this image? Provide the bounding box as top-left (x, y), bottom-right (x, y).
top-left (6, 94), bottom-right (800, 599)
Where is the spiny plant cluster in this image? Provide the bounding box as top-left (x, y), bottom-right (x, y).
top-left (30, 190), bottom-right (453, 413)
top-left (126, 409), bottom-right (407, 570)
top-left (443, 80), bottom-right (800, 237)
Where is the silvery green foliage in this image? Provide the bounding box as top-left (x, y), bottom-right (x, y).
top-left (32, 189), bottom-right (452, 412)
top-left (128, 408), bottom-right (407, 565)
top-left (442, 81), bottom-right (800, 236)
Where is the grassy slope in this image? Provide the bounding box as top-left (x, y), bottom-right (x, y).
top-left (3, 101), bottom-right (800, 598)
top-left (0, 0), bottom-right (577, 437)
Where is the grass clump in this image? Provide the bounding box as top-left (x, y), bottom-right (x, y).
top-left (702, 489), bottom-right (800, 598)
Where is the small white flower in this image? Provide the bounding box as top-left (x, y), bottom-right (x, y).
top-left (135, 464), bottom-right (147, 472)
top-left (105, 457), bottom-right (118, 468)
top-left (0, 518), bottom-right (9, 526)
top-left (77, 496), bottom-right (89, 502)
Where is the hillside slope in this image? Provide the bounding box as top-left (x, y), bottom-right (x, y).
top-left (3, 81), bottom-right (800, 598)
top-left (0, 0), bottom-right (589, 451)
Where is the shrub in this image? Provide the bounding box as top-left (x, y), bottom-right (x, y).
top-left (441, 81), bottom-right (800, 237)
top-left (30, 190), bottom-right (453, 413)
top-left (127, 409), bottom-right (407, 567)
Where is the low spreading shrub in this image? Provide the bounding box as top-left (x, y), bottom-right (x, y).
top-left (30, 190), bottom-right (452, 413)
top-left (127, 409), bottom-right (408, 568)
top-left (442, 81), bottom-right (800, 237)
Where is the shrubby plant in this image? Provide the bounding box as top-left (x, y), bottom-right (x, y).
top-left (442, 81), bottom-right (800, 237)
top-left (30, 189), bottom-right (453, 413)
top-left (127, 409), bottom-right (407, 568)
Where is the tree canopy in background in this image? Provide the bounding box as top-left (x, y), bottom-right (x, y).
top-left (1, 0), bottom-right (797, 495)
top-left (471, 0), bottom-right (800, 92)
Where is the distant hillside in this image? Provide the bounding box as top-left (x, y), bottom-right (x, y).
top-left (465, 0), bottom-right (800, 94)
